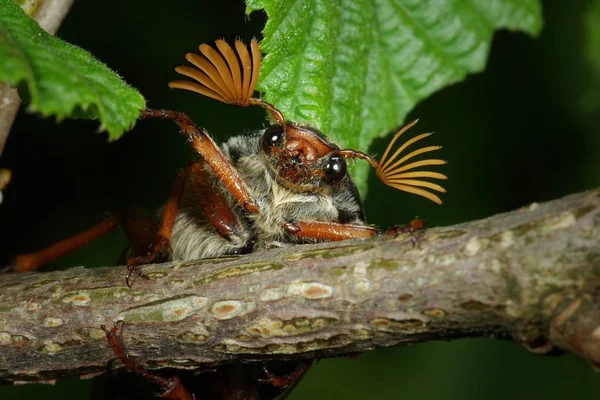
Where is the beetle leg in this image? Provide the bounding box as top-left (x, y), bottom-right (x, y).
top-left (8, 207), bottom-right (160, 274)
top-left (140, 108), bottom-right (259, 214)
top-left (125, 166), bottom-right (189, 287)
top-left (187, 162), bottom-right (242, 240)
top-left (386, 217), bottom-right (425, 234)
top-left (101, 321), bottom-right (194, 400)
top-left (10, 216), bottom-right (120, 273)
top-left (386, 218), bottom-right (425, 248)
top-left (261, 361), bottom-right (311, 388)
top-left (283, 218), bottom-right (426, 243)
top-left (283, 221), bottom-right (379, 241)
top-left (120, 207), bottom-right (157, 257)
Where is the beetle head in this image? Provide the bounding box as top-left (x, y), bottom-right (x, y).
top-left (259, 123), bottom-right (353, 193)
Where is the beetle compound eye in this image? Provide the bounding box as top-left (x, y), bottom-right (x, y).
top-left (323, 155), bottom-right (347, 184)
top-left (261, 125), bottom-right (285, 154)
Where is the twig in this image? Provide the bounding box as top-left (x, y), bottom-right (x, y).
top-left (0, 0), bottom-right (74, 157)
top-left (0, 188), bottom-right (598, 383)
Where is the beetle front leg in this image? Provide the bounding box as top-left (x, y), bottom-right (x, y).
top-left (101, 321), bottom-right (194, 400)
top-left (283, 221), bottom-right (379, 241)
top-left (283, 218), bottom-right (428, 242)
top-left (140, 108), bottom-right (258, 213)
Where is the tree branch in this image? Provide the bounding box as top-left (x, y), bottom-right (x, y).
top-left (1, 188), bottom-right (599, 383)
top-left (0, 0), bottom-right (74, 156)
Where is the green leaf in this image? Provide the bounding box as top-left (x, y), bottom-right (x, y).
top-left (0, 0), bottom-right (145, 140)
top-left (247, 0), bottom-right (543, 191)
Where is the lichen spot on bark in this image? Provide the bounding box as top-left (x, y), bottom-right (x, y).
top-left (0, 332), bottom-right (10, 345)
top-left (433, 254), bottom-right (458, 266)
top-left (288, 282), bottom-right (333, 299)
top-left (61, 291), bottom-right (91, 306)
top-left (370, 317), bottom-right (426, 333)
top-left (460, 300), bottom-right (490, 311)
top-left (77, 327), bottom-right (106, 340)
top-left (285, 244), bottom-right (373, 260)
top-left (211, 300), bottom-right (256, 320)
top-left (118, 295), bottom-right (208, 323)
top-left (541, 211), bottom-right (576, 232)
top-left (398, 293), bottom-right (414, 301)
top-left (146, 271), bottom-right (168, 279)
top-left (260, 287), bottom-right (285, 302)
top-left (498, 231), bottom-right (516, 249)
top-left (11, 335), bottom-right (30, 345)
top-left (195, 262), bottom-right (284, 286)
top-left (42, 317), bottom-right (63, 327)
top-left (464, 236), bottom-right (484, 256)
top-left (176, 332), bottom-right (208, 343)
top-left (353, 279), bottom-right (372, 293)
top-left (246, 317), bottom-right (336, 337)
top-left (422, 308), bottom-right (446, 318)
top-left (38, 343), bottom-right (62, 354)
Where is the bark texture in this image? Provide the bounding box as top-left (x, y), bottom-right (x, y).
top-left (0, 0), bottom-right (74, 156)
top-left (0, 188), bottom-right (599, 383)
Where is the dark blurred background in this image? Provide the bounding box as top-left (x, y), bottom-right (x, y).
top-left (1, 0), bottom-right (599, 398)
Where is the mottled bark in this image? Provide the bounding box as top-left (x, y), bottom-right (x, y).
top-left (0, 0), bottom-right (74, 156)
top-left (0, 188), bottom-right (599, 384)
